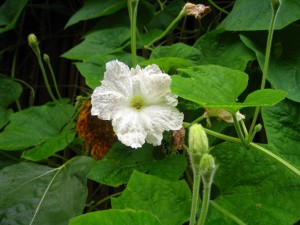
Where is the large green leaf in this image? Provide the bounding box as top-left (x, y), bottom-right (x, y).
top-left (112, 170), bottom-right (191, 225)
top-left (62, 27), bottom-right (130, 61)
top-left (209, 142), bottom-right (300, 225)
top-left (69, 209), bottom-right (162, 225)
top-left (88, 142), bottom-right (187, 187)
top-left (0, 156), bottom-right (95, 225)
top-left (171, 65), bottom-right (286, 113)
top-left (193, 29), bottom-right (255, 71)
top-left (0, 0), bottom-right (29, 33)
top-left (241, 24), bottom-right (300, 102)
top-left (262, 99), bottom-right (300, 167)
top-left (65, 0), bottom-right (126, 28)
top-left (221, 0), bottom-right (300, 31)
top-left (0, 102), bottom-right (75, 160)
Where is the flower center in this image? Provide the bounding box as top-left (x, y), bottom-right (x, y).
top-left (130, 96), bottom-right (145, 110)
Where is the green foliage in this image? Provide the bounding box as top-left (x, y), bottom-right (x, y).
top-left (0, 156), bottom-right (95, 225)
top-left (0, 78), bottom-right (22, 129)
top-left (0, 102), bottom-right (75, 161)
top-left (193, 29), bottom-right (255, 71)
top-left (69, 209), bottom-right (162, 225)
top-left (262, 99), bottom-right (300, 167)
top-left (221, 0), bottom-right (300, 31)
top-left (241, 24), bottom-right (300, 102)
top-left (171, 65), bottom-right (286, 113)
top-left (1, 0), bottom-right (300, 224)
top-left (88, 142), bottom-right (187, 187)
top-left (0, 0), bottom-right (29, 33)
top-left (112, 170), bottom-right (191, 225)
top-left (65, 0), bottom-right (127, 28)
top-left (210, 141), bottom-right (300, 225)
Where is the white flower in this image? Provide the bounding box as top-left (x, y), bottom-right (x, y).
top-left (91, 60), bottom-right (184, 148)
top-left (204, 108), bottom-right (245, 127)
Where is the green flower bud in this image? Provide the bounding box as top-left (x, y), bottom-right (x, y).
top-left (28, 33), bottom-right (40, 55)
top-left (188, 123), bottom-right (209, 156)
top-left (271, 0), bottom-right (281, 13)
top-left (200, 153), bottom-right (216, 185)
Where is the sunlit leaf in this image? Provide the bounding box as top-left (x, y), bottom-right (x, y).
top-left (112, 170), bottom-right (191, 225)
top-left (88, 142), bottom-right (187, 187)
top-left (0, 156), bottom-right (95, 225)
top-left (69, 209), bottom-right (162, 225)
top-left (172, 65), bottom-right (285, 113)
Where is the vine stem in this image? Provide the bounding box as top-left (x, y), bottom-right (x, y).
top-left (145, 8), bottom-right (185, 48)
top-left (248, 0), bottom-right (282, 136)
top-left (206, 0), bottom-right (229, 14)
top-left (189, 170), bottom-right (201, 225)
top-left (128, 0), bottom-right (139, 67)
top-left (197, 183), bottom-right (211, 225)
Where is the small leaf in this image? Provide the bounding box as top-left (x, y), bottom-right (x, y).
top-left (193, 29), bottom-right (255, 71)
top-left (0, 0), bottom-right (29, 33)
top-left (0, 102), bottom-right (75, 160)
top-left (88, 142), bottom-right (187, 187)
top-left (0, 156), bottom-right (95, 225)
top-left (69, 209), bottom-right (162, 225)
top-left (65, 0), bottom-right (126, 28)
top-left (221, 0), bottom-right (300, 31)
top-left (112, 170), bottom-right (191, 225)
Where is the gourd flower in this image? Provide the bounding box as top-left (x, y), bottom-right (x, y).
top-left (91, 60), bottom-right (184, 148)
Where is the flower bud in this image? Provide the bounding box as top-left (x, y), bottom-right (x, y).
top-left (28, 33), bottom-right (40, 55)
top-left (199, 153), bottom-right (215, 174)
top-left (271, 0), bottom-right (282, 12)
top-left (188, 123), bottom-right (208, 155)
top-left (200, 153), bottom-right (216, 185)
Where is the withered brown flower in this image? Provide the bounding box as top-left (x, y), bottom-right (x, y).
top-left (76, 100), bottom-right (116, 160)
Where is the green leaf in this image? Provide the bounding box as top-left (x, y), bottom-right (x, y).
top-left (172, 65), bottom-right (286, 112)
top-left (209, 141), bottom-right (300, 225)
top-left (75, 52), bottom-right (133, 89)
top-left (171, 65), bottom-right (248, 112)
top-left (0, 156), bottom-right (95, 225)
top-left (193, 29), bottom-right (255, 71)
top-left (241, 24), bottom-right (300, 102)
top-left (65, 0), bottom-right (126, 28)
top-left (150, 43), bottom-right (203, 62)
top-left (139, 57), bottom-right (195, 74)
top-left (112, 170), bottom-right (191, 225)
top-left (262, 99), bottom-right (300, 167)
top-left (0, 0), bottom-right (29, 33)
top-left (0, 107), bottom-right (13, 129)
top-left (69, 209), bottom-right (162, 225)
top-left (88, 142), bottom-right (187, 187)
top-left (0, 78), bottom-right (22, 107)
top-left (0, 102), bottom-right (75, 160)
top-left (221, 0), bottom-right (300, 31)
top-left (62, 27), bottom-right (130, 61)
